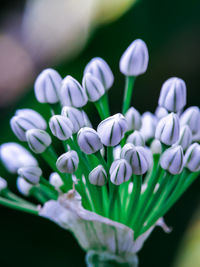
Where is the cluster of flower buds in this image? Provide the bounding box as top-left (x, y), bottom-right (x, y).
top-left (0, 38), bottom-right (200, 264)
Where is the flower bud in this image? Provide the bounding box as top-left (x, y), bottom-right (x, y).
top-left (176, 125), bottom-right (192, 151)
top-left (0, 177), bottom-right (7, 192)
top-left (121, 143), bottom-right (152, 175)
top-left (18, 166), bottom-right (42, 184)
top-left (113, 145), bottom-right (121, 160)
top-left (34, 68), bottom-right (62, 103)
top-left (10, 109), bottom-right (47, 141)
top-left (119, 39), bottom-right (149, 76)
top-left (109, 159), bottom-right (132, 185)
top-left (140, 112), bottom-right (157, 141)
top-left (180, 106), bottom-right (200, 136)
top-left (49, 172), bottom-right (64, 190)
top-left (158, 77), bottom-right (186, 112)
top-left (155, 113), bottom-right (180, 145)
top-left (89, 165), bottom-right (107, 186)
top-left (150, 139), bottom-right (162, 154)
top-left (17, 177), bottom-right (33, 196)
top-left (127, 131), bottom-right (145, 146)
top-left (61, 106), bottom-right (85, 133)
top-left (160, 145), bottom-right (184, 174)
top-left (77, 127), bottom-right (103, 154)
top-left (81, 110), bottom-right (93, 128)
top-left (49, 115), bottom-right (73, 140)
top-left (26, 129), bottom-right (52, 154)
top-left (125, 107), bottom-right (142, 131)
top-left (84, 57), bottom-right (114, 90)
top-left (184, 143), bottom-right (200, 172)
top-left (97, 113), bottom-right (128, 146)
top-left (82, 73), bottom-right (105, 102)
top-left (155, 106), bottom-right (168, 120)
top-left (0, 143), bottom-right (38, 173)
top-left (61, 75), bottom-right (88, 108)
top-left (56, 151), bottom-right (79, 173)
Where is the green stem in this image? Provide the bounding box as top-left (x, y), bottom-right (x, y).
top-left (94, 151), bottom-right (108, 172)
top-left (30, 187), bottom-right (48, 204)
top-left (94, 99), bottom-right (107, 120)
top-left (2, 189), bottom-right (35, 207)
top-left (107, 146), bottom-right (113, 169)
top-left (122, 76), bottom-right (136, 114)
top-left (0, 196), bottom-right (38, 215)
top-left (101, 93), bottom-right (110, 117)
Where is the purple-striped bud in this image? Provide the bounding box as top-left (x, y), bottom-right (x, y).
top-left (125, 107), bottom-right (142, 131)
top-left (89, 165), bottom-right (107, 186)
top-left (49, 115), bottom-right (73, 140)
top-left (127, 131), bottom-right (145, 146)
top-left (26, 129), bottom-right (52, 154)
top-left (184, 143), bottom-right (200, 172)
top-left (56, 151), bottom-right (79, 174)
top-left (110, 159), bottom-right (132, 185)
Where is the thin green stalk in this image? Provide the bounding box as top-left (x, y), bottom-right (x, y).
top-left (2, 189), bottom-right (35, 207)
top-left (94, 99), bottom-right (107, 120)
top-left (94, 151), bottom-right (108, 172)
top-left (126, 175), bottom-right (142, 227)
top-left (122, 76), bottom-right (136, 114)
top-left (39, 184), bottom-right (58, 200)
top-left (107, 146), bottom-right (113, 169)
top-left (101, 93), bottom-right (110, 117)
top-left (0, 196), bottom-right (38, 215)
top-left (30, 187), bottom-right (48, 204)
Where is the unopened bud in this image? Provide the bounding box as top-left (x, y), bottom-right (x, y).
top-left (155, 106), bottom-right (168, 120)
top-left (0, 177), bottom-right (7, 192)
top-left (56, 151), bottom-right (79, 173)
top-left (10, 109), bottom-right (47, 141)
top-left (34, 68), bottom-right (62, 103)
top-left (119, 39), bottom-right (149, 76)
top-left (150, 139), bottom-right (162, 154)
top-left (84, 57), bottom-right (114, 90)
top-left (97, 113), bottom-right (128, 146)
top-left (81, 110), bottom-right (93, 128)
top-left (158, 77), bottom-right (186, 112)
top-left (127, 131), bottom-right (145, 146)
top-left (61, 106), bottom-right (85, 133)
top-left (49, 172), bottom-right (64, 190)
top-left (26, 129), bottom-right (52, 154)
top-left (184, 143), bottom-right (200, 172)
top-left (140, 112), bottom-right (157, 141)
top-left (61, 75), bottom-right (88, 108)
top-left (110, 159), bottom-right (132, 185)
top-left (17, 177), bottom-right (33, 196)
top-left (89, 165), bottom-right (107, 186)
top-left (0, 143), bottom-right (38, 173)
top-left (77, 127), bottom-right (103, 154)
top-left (125, 107), bottom-right (142, 131)
top-left (82, 73), bottom-right (105, 102)
top-left (121, 143), bottom-right (152, 175)
top-left (49, 115), bottom-right (73, 140)
top-left (180, 106), bottom-right (200, 136)
top-left (160, 145), bottom-right (184, 174)
top-left (176, 125), bottom-right (192, 151)
top-left (18, 166), bottom-right (42, 184)
top-left (155, 113), bottom-right (180, 145)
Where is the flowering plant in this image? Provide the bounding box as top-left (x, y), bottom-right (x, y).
top-left (0, 39), bottom-right (200, 267)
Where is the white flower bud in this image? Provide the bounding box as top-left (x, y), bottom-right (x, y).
top-left (121, 143), bottom-right (152, 175)
top-left (49, 115), bottom-right (73, 140)
top-left (56, 151), bottom-right (79, 173)
top-left (155, 106), bottom-right (168, 120)
top-left (160, 145), bottom-right (184, 174)
top-left (26, 129), bottom-right (52, 154)
top-left (119, 39), bottom-right (149, 76)
top-left (0, 143), bottom-right (38, 173)
top-left (49, 172), bottom-right (64, 190)
top-left (81, 110), bottom-right (93, 128)
top-left (158, 77), bottom-right (186, 112)
top-left (18, 166), bottom-right (42, 184)
top-left (180, 106), bottom-right (200, 136)
top-left (140, 112), bottom-right (157, 141)
top-left (176, 125), bottom-right (192, 151)
top-left (89, 165), bottom-right (107, 186)
top-left (125, 107), bottom-right (142, 131)
top-left (184, 143), bottom-right (200, 172)
top-left (109, 159), bottom-right (132, 185)
top-left (97, 114), bottom-right (128, 146)
top-left (61, 106), bottom-right (85, 133)
top-left (82, 73), bottom-right (105, 102)
top-left (84, 57), bottom-right (114, 90)
top-left (127, 131), bottom-right (145, 146)
top-left (77, 127), bottom-right (103, 154)
top-left (113, 145), bottom-right (121, 160)
top-left (17, 177), bottom-right (33, 196)
top-left (150, 139), bottom-right (162, 154)
top-left (155, 113), bottom-right (180, 145)
top-left (10, 109), bottom-right (47, 141)
top-left (34, 68), bottom-right (62, 103)
top-left (0, 177), bottom-right (7, 192)
top-left (61, 75), bottom-right (88, 108)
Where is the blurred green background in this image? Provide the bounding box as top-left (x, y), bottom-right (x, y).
top-left (0, 0), bottom-right (200, 266)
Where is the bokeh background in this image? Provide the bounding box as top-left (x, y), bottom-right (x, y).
top-left (0, 0), bottom-right (200, 266)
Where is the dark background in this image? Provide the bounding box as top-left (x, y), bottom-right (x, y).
top-left (0, 0), bottom-right (200, 266)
